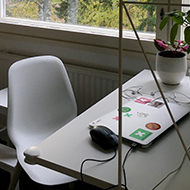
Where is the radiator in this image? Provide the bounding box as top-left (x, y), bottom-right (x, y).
top-left (67, 65), bottom-right (131, 113)
top-left (0, 53), bottom-right (132, 114)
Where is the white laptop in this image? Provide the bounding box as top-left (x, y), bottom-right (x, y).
top-left (89, 96), bottom-right (190, 147)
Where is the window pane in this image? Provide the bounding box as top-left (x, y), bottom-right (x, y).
top-left (123, 1), bottom-right (157, 33)
top-left (180, 0), bottom-right (190, 41)
top-left (5, 0), bottom-right (156, 34)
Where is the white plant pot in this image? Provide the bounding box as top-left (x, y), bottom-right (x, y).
top-left (155, 51), bottom-right (187, 85)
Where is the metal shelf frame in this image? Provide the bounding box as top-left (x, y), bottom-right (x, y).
top-left (117, 1), bottom-right (190, 189)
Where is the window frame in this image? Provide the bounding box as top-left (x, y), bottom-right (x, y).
top-left (0, 1), bottom-right (157, 52)
top-left (0, 0), bottom-right (188, 75)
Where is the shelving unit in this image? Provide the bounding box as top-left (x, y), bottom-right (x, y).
top-left (117, 1), bottom-right (190, 189)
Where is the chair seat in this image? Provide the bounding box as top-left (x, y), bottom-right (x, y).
top-left (19, 150), bottom-right (76, 185)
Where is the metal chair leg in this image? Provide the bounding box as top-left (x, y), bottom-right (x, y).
top-left (8, 161), bottom-right (22, 190)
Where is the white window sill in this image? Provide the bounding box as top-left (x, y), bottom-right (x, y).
top-left (0, 17), bottom-right (155, 42)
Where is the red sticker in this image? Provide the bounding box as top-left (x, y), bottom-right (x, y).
top-left (145, 123), bottom-right (161, 130)
top-left (135, 97), bottom-right (152, 104)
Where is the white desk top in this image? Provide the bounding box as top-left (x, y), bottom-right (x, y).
top-left (25, 70), bottom-right (190, 190)
top-left (0, 88), bottom-right (7, 115)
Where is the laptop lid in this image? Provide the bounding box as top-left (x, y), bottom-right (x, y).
top-left (89, 96), bottom-right (189, 147)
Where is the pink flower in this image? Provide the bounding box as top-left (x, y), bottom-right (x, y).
top-left (181, 48), bottom-right (184, 52)
top-left (154, 39), bottom-right (189, 56)
top-left (183, 45), bottom-right (189, 50)
top-left (155, 39), bottom-right (168, 50)
top-left (176, 40), bottom-right (183, 44)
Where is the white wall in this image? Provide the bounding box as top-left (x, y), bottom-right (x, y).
top-left (0, 22), bottom-right (157, 77)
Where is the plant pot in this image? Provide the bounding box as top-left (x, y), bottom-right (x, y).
top-left (155, 51), bottom-right (187, 85)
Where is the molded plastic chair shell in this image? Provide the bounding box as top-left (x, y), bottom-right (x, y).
top-left (7, 55), bottom-right (77, 185)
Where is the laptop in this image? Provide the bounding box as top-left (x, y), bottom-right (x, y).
top-left (89, 96), bottom-right (190, 147)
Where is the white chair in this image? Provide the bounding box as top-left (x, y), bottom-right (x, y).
top-left (7, 55), bottom-right (77, 189)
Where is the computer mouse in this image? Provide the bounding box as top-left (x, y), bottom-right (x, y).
top-left (90, 126), bottom-right (118, 150)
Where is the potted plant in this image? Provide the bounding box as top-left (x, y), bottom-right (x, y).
top-left (154, 10), bottom-right (190, 85)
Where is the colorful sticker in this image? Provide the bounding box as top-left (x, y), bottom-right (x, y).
top-left (113, 116), bottom-right (119, 121)
top-left (130, 128), bottom-right (152, 141)
top-left (135, 97), bottom-right (152, 104)
top-left (122, 107), bottom-right (131, 113)
top-left (118, 107), bottom-right (131, 113)
top-left (124, 113), bottom-right (132, 117)
top-left (148, 100), bottom-right (164, 108)
top-left (145, 122), bottom-right (161, 130)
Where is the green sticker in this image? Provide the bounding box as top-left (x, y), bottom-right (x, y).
top-left (130, 128), bottom-right (152, 141)
top-left (118, 107), bottom-right (131, 113)
top-left (124, 113), bottom-right (132, 117)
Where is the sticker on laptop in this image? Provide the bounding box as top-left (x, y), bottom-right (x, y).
top-left (135, 97), bottom-right (152, 104)
top-left (145, 122), bottom-right (161, 130)
top-left (147, 100), bottom-right (164, 108)
top-left (137, 112), bottom-right (149, 118)
top-left (118, 107), bottom-right (131, 113)
top-left (130, 128), bottom-right (153, 141)
top-left (121, 107), bottom-right (131, 112)
top-left (124, 113), bottom-right (132, 117)
top-left (113, 116), bottom-right (119, 121)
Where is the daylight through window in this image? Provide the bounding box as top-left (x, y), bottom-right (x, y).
top-left (4, 0), bottom-right (156, 35)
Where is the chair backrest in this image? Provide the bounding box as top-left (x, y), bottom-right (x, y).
top-left (7, 55), bottom-right (77, 149)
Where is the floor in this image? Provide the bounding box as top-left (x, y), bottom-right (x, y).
top-left (0, 168), bottom-right (10, 190)
top-left (0, 169), bottom-right (103, 190)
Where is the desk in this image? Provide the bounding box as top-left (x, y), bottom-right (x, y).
top-left (24, 70), bottom-right (190, 190)
top-left (0, 88), bottom-right (7, 115)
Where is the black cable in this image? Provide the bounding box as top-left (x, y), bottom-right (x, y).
top-left (80, 148), bottom-right (117, 183)
top-left (122, 147), bottom-right (133, 190)
top-left (80, 143), bottom-right (137, 190)
top-left (122, 143), bottom-right (138, 190)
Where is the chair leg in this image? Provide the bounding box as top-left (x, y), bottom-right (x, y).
top-left (8, 161), bottom-right (22, 190)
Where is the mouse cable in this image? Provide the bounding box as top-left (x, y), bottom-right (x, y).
top-left (152, 146), bottom-right (190, 190)
top-left (80, 147), bottom-right (117, 183)
top-left (122, 142), bottom-right (138, 190)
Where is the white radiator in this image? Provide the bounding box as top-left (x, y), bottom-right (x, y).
top-left (67, 65), bottom-right (131, 113)
top-left (0, 53), bottom-right (132, 114)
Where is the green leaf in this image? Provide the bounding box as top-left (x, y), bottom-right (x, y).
top-left (187, 46), bottom-right (190, 54)
top-left (180, 12), bottom-right (186, 16)
top-left (186, 15), bottom-right (190, 23)
top-left (168, 11), bottom-right (177, 17)
top-left (168, 11), bottom-right (184, 17)
top-left (184, 26), bottom-right (190, 45)
top-left (159, 17), bottom-right (169, 30)
top-left (172, 16), bottom-right (183, 25)
top-left (170, 23), bottom-right (178, 45)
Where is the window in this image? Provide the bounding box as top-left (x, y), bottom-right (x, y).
top-left (1, 1), bottom-right (188, 43)
top-left (0, 0), bottom-right (189, 74)
top-left (4, 0), bottom-right (156, 39)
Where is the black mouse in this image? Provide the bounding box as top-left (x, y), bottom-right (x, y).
top-left (90, 126), bottom-right (118, 150)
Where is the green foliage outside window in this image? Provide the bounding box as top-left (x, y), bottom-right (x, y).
top-left (6, 0), bottom-right (156, 32)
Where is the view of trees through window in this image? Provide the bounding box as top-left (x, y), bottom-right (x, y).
top-left (5, 0), bottom-right (156, 33)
